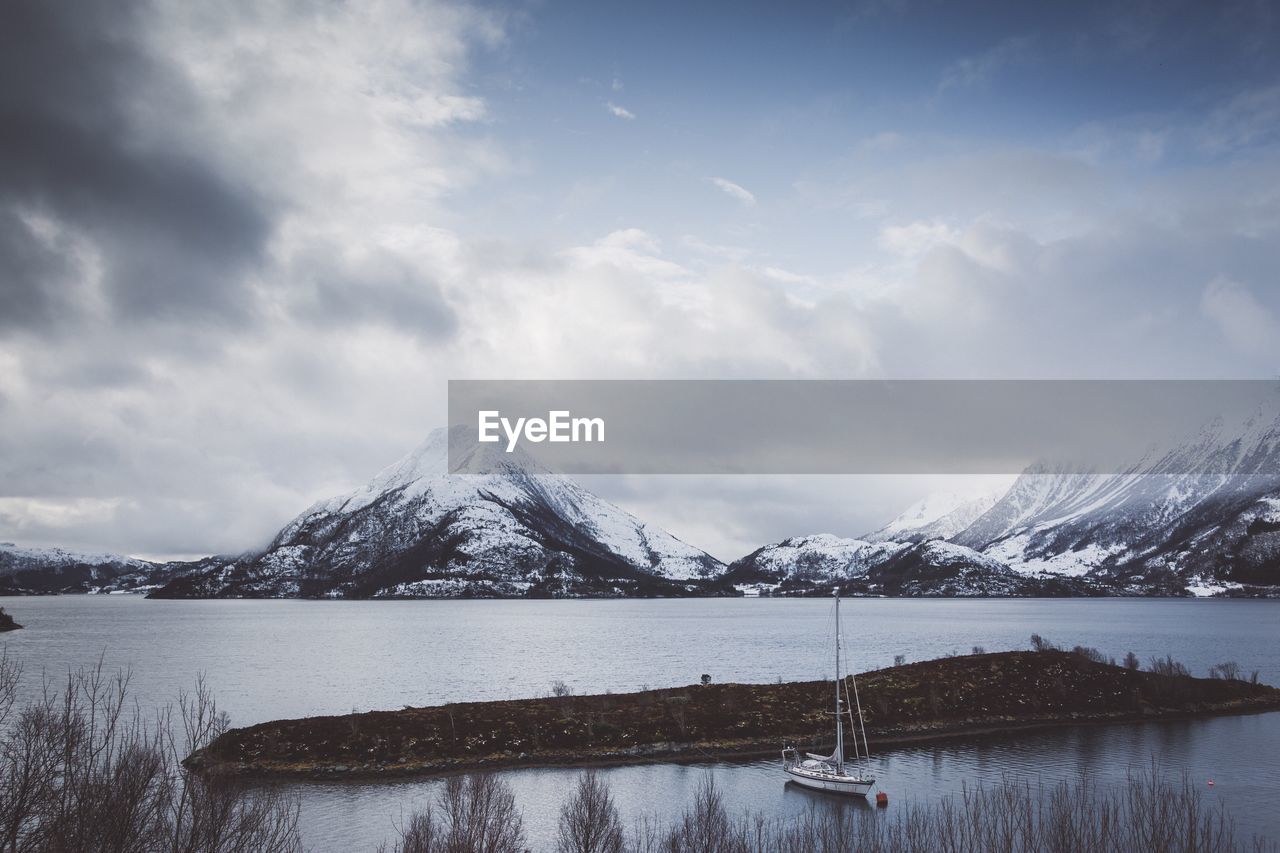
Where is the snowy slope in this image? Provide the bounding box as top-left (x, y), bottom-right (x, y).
top-left (865, 487), bottom-right (1004, 543)
top-left (154, 427), bottom-right (724, 599)
top-left (730, 411), bottom-right (1280, 598)
top-left (947, 413), bottom-right (1280, 594)
top-left (0, 543), bottom-right (151, 573)
top-left (722, 532), bottom-right (1091, 596)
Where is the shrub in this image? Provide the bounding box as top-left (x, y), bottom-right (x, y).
top-left (893, 655), bottom-right (906, 667)
top-left (1030, 633), bottom-right (1059, 652)
top-left (1071, 645), bottom-right (1108, 664)
top-left (1209, 661), bottom-right (1242, 681)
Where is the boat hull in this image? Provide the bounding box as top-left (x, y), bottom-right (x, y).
top-left (784, 767), bottom-right (875, 797)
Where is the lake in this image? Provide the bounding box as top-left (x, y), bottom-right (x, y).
top-left (2, 596), bottom-right (1277, 850)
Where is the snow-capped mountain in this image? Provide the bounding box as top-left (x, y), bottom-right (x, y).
top-left (949, 414), bottom-right (1280, 594)
top-left (0, 543), bottom-right (220, 595)
top-left (152, 427), bottom-right (725, 599)
top-left (737, 411), bottom-right (1280, 598)
top-left (724, 533), bottom-right (1093, 597)
top-left (723, 534), bottom-right (906, 592)
top-left (12, 409), bottom-right (1280, 600)
top-left (0, 542), bottom-right (156, 593)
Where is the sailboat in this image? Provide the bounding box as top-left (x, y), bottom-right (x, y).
top-left (781, 590), bottom-right (875, 796)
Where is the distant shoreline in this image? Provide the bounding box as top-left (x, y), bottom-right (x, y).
top-left (6, 590), bottom-right (1279, 600)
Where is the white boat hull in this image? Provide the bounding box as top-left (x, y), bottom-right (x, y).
top-left (784, 766), bottom-right (875, 797)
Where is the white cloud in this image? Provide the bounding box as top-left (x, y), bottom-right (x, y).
top-left (680, 235), bottom-right (753, 262)
top-left (453, 227), bottom-right (879, 380)
top-left (1200, 84), bottom-right (1280, 153)
top-left (938, 35), bottom-right (1035, 93)
top-left (606, 101), bottom-right (635, 120)
top-left (878, 219), bottom-right (960, 258)
top-left (709, 177), bottom-right (757, 207)
top-left (1200, 276), bottom-right (1280, 358)
top-left (861, 130), bottom-right (904, 150)
top-left (760, 266), bottom-right (816, 286)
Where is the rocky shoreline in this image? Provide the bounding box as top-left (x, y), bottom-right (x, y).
top-left (186, 651), bottom-right (1280, 779)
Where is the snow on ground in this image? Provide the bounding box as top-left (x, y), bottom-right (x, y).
top-left (1185, 577), bottom-right (1244, 597)
top-left (0, 542), bottom-right (150, 569)
top-left (1259, 497), bottom-right (1280, 523)
top-left (982, 535), bottom-right (1125, 577)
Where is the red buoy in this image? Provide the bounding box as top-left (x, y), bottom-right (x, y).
top-left (876, 792), bottom-right (889, 807)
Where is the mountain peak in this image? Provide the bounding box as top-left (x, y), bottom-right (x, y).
top-left (156, 427), bottom-right (724, 598)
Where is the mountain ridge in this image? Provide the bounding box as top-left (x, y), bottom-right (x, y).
top-left (9, 416), bottom-right (1280, 599)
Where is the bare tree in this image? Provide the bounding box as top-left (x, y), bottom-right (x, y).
top-left (0, 660), bottom-right (300, 853)
top-left (629, 766), bottom-right (1269, 853)
top-left (389, 773), bottom-right (525, 853)
top-left (661, 777), bottom-right (750, 853)
top-left (1147, 655), bottom-right (1191, 677)
top-left (557, 771), bottom-right (624, 853)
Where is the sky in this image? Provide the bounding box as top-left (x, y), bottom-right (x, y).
top-left (2, 0), bottom-right (1279, 561)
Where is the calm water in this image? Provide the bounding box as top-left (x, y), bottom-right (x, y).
top-left (2, 596), bottom-right (1278, 850)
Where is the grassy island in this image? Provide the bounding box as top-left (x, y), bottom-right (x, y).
top-left (186, 650), bottom-right (1280, 779)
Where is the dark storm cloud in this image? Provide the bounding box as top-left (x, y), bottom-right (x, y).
top-left (289, 245), bottom-right (458, 339)
top-left (0, 0), bottom-right (273, 329)
top-left (0, 206), bottom-right (76, 329)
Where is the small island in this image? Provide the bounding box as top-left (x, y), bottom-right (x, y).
top-left (186, 650), bottom-right (1280, 779)
top-left (0, 608), bottom-right (22, 632)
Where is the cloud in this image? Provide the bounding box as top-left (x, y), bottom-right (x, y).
top-left (606, 101), bottom-right (635, 120)
top-left (458, 228), bottom-right (879, 380)
top-left (878, 220), bottom-right (960, 258)
top-left (5, 0), bottom-right (1280, 562)
top-left (1200, 276), bottom-right (1280, 359)
top-left (0, 207), bottom-right (81, 331)
top-left (0, 0), bottom-right (503, 557)
top-left (285, 244), bottom-right (458, 337)
top-left (709, 177), bottom-right (757, 207)
top-left (1200, 85), bottom-right (1280, 153)
top-left (938, 35), bottom-right (1036, 93)
top-left (0, 1), bottom-right (274, 328)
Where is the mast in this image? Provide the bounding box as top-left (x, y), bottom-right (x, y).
top-left (834, 589), bottom-right (844, 774)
